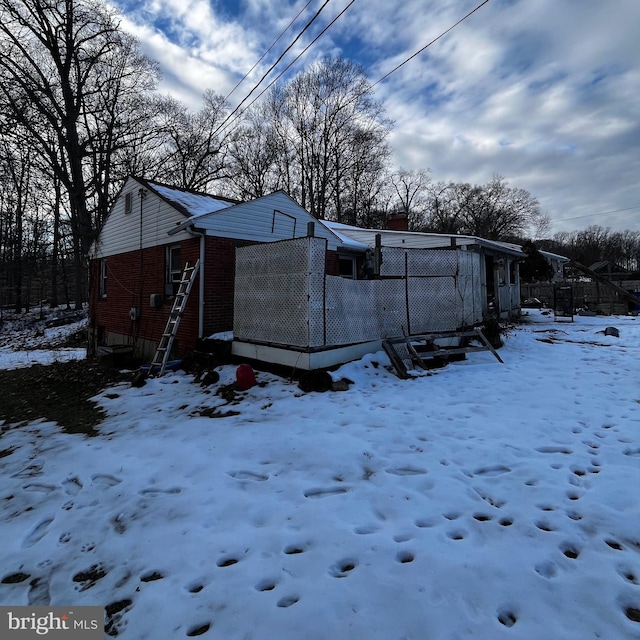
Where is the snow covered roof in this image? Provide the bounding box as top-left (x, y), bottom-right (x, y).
top-left (315, 220), bottom-right (367, 251)
top-left (322, 221), bottom-right (522, 256)
top-left (140, 178), bottom-right (237, 218)
top-left (322, 221), bottom-right (569, 262)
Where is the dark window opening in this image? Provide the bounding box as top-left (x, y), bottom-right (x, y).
top-left (509, 260), bottom-right (517, 285)
top-left (165, 244), bottom-right (182, 296)
top-left (338, 256), bottom-right (356, 279)
top-left (99, 258), bottom-right (107, 298)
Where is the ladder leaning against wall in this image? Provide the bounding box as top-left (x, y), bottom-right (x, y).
top-left (149, 259), bottom-right (200, 376)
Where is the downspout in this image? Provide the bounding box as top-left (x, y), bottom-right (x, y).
top-left (186, 226), bottom-right (206, 339)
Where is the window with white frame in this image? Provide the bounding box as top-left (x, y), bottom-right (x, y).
top-left (338, 255), bottom-right (357, 279)
top-left (99, 258), bottom-right (107, 298)
top-left (165, 244), bottom-right (182, 296)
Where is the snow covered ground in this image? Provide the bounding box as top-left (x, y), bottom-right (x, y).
top-left (1, 310), bottom-right (639, 639)
top-left (0, 308), bottom-right (86, 370)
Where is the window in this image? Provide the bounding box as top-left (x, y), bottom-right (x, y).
top-left (165, 244), bottom-right (182, 296)
top-left (338, 256), bottom-right (356, 279)
top-left (509, 259), bottom-right (518, 286)
top-left (99, 258), bottom-right (107, 298)
top-left (496, 259), bottom-right (506, 286)
top-left (124, 192), bottom-right (132, 215)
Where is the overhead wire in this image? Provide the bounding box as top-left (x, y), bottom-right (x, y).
top-left (213, 0), bottom-right (334, 138)
top-left (214, 0), bottom-right (489, 139)
top-left (222, 0), bottom-right (316, 104)
top-left (371, 0), bottom-right (491, 90)
top-left (553, 205), bottom-right (640, 223)
top-left (216, 0), bottom-right (358, 137)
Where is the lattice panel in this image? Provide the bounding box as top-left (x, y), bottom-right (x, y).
top-left (407, 277), bottom-right (458, 333)
top-left (379, 247), bottom-right (407, 277)
top-left (234, 237), bottom-right (489, 352)
top-left (235, 237), bottom-right (311, 277)
top-left (308, 271), bottom-right (326, 347)
top-left (325, 278), bottom-right (380, 345)
top-left (234, 273), bottom-right (310, 346)
top-left (407, 249), bottom-right (459, 277)
top-left (309, 237), bottom-right (327, 273)
top-left (374, 280), bottom-right (408, 337)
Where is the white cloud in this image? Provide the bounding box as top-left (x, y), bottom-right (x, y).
top-left (111, 0), bottom-right (640, 233)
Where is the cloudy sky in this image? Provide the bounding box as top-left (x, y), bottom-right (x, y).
top-left (111, 0), bottom-right (640, 234)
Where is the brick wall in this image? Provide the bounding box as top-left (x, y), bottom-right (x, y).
top-left (89, 236), bottom-right (351, 356)
top-left (202, 236), bottom-right (237, 337)
top-left (90, 238), bottom-right (200, 358)
top-left (326, 250), bottom-right (340, 276)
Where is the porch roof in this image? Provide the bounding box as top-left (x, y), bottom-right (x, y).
top-left (321, 222), bottom-right (525, 258)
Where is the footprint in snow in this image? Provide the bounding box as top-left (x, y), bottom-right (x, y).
top-left (277, 595), bottom-right (299, 608)
top-left (185, 579), bottom-right (205, 593)
top-left (186, 622), bottom-right (211, 636)
top-left (329, 558), bottom-right (358, 578)
top-left (28, 577), bottom-right (50, 605)
top-left (473, 465), bottom-right (512, 477)
top-left (138, 487), bottom-right (182, 496)
top-left (384, 467), bottom-right (428, 476)
top-left (255, 578), bottom-right (279, 592)
top-left (11, 464), bottom-right (43, 479)
top-left (22, 516), bottom-right (55, 548)
top-left (227, 471), bottom-right (269, 481)
top-left (353, 524), bottom-right (380, 535)
top-left (535, 446), bottom-right (573, 455)
top-left (91, 474), bottom-right (122, 487)
top-left (304, 486), bottom-right (350, 499)
top-left (62, 476), bottom-right (83, 495)
top-left (22, 483), bottom-right (57, 494)
top-left (534, 561), bottom-right (558, 579)
top-left (497, 607), bottom-right (518, 628)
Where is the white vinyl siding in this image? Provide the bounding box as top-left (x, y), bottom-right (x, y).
top-left (90, 178), bottom-right (194, 258)
top-left (188, 192), bottom-right (354, 251)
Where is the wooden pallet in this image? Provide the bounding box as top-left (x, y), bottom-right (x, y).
top-left (383, 328), bottom-right (503, 379)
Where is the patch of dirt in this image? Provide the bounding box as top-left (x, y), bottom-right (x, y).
top-left (0, 359), bottom-right (132, 436)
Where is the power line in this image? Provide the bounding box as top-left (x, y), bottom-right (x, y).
top-left (218, 0), bottom-right (358, 137)
top-left (554, 204), bottom-right (640, 223)
top-left (213, 0), bottom-right (334, 138)
top-left (222, 0), bottom-right (316, 104)
top-left (223, 0), bottom-right (488, 133)
top-left (215, 0), bottom-right (486, 140)
top-left (371, 0), bottom-right (491, 90)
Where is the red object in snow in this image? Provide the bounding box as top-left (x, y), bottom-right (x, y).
top-left (236, 364), bottom-right (256, 390)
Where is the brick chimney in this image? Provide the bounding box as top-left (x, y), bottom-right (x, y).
top-left (387, 213), bottom-right (408, 231)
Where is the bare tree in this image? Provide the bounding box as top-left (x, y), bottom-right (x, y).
top-left (388, 168), bottom-right (431, 230)
top-left (228, 102), bottom-right (284, 200)
top-left (154, 90), bottom-right (233, 193)
top-left (0, 0), bottom-right (159, 307)
top-left (274, 56), bottom-right (392, 220)
top-left (424, 175), bottom-right (546, 240)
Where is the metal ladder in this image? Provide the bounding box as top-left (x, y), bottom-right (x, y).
top-left (149, 259), bottom-right (200, 376)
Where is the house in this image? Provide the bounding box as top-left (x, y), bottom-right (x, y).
top-left (231, 220), bottom-right (539, 369)
top-left (321, 221), bottom-right (529, 319)
top-left (89, 177), bottom-right (567, 370)
top-left (88, 176), bottom-right (361, 361)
